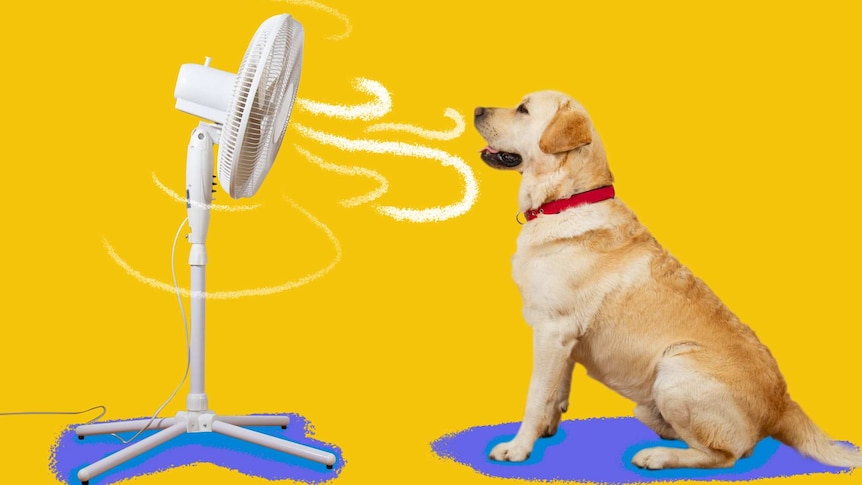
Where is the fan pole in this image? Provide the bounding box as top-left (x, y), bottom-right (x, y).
top-left (186, 125), bottom-right (214, 414)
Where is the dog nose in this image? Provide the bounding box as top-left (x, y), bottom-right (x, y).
top-left (474, 107), bottom-right (486, 119)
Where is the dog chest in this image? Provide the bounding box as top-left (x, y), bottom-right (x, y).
top-left (511, 240), bottom-right (606, 333)
top-left (512, 246), bottom-right (595, 301)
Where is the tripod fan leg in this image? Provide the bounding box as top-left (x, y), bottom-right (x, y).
top-left (216, 414), bottom-right (290, 428)
top-left (77, 422), bottom-right (187, 484)
top-left (211, 419), bottom-right (336, 468)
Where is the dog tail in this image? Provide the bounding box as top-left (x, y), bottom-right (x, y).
top-left (771, 398), bottom-right (862, 468)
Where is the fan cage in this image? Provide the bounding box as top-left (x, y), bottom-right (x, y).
top-left (218, 15), bottom-right (304, 199)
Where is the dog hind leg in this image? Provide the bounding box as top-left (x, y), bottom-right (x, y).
top-left (634, 403), bottom-right (680, 440)
top-left (632, 355), bottom-right (757, 469)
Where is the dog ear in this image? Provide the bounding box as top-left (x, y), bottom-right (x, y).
top-left (539, 108), bottom-right (592, 154)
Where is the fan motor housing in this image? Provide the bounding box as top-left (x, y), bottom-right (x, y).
top-left (174, 63), bottom-right (237, 124)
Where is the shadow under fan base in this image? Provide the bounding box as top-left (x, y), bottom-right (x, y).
top-left (51, 413), bottom-right (343, 485)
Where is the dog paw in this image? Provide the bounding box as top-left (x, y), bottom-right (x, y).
top-left (632, 447), bottom-right (674, 469)
top-left (489, 440), bottom-right (532, 462)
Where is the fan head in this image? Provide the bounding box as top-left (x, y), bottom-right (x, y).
top-left (217, 14), bottom-right (304, 199)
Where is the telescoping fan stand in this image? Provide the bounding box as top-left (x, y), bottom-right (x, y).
top-left (74, 14), bottom-right (336, 484)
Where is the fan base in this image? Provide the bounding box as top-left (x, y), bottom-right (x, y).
top-left (75, 411), bottom-right (336, 483)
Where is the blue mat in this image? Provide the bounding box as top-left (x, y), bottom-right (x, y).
top-left (432, 417), bottom-right (856, 483)
top-left (51, 413), bottom-right (342, 485)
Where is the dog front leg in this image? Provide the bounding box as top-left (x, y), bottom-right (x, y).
top-left (490, 326), bottom-right (577, 462)
top-left (545, 356), bottom-right (575, 437)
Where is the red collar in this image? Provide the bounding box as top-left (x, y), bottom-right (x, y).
top-left (522, 185), bottom-right (615, 222)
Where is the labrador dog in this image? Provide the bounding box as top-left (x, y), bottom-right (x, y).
top-left (473, 91), bottom-right (862, 469)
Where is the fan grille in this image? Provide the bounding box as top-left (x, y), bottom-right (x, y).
top-left (218, 14), bottom-right (303, 199)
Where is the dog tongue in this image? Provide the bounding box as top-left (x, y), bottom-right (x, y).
top-left (482, 146), bottom-right (500, 154)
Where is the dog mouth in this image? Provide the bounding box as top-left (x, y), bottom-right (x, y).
top-left (480, 146), bottom-right (522, 168)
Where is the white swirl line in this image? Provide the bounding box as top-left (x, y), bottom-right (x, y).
top-left (294, 145), bottom-right (389, 207)
top-left (103, 197), bottom-right (341, 300)
top-left (273, 0), bottom-right (352, 40)
top-left (294, 123), bottom-right (478, 222)
top-left (365, 107), bottom-right (465, 141)
top-left (296, 78), bottom-right (392, 121)
top-left (152, 172), bottom-right (261, 212)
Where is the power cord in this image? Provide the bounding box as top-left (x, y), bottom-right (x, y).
top-left (0, 406), bottom-right (107, 424)
top-left (1, 217), bottom-right (192, 444)
top-left (112, 216), bottom-right (191, 443)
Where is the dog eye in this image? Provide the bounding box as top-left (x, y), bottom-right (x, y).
top-left (516, 104), bottom-right (529, 114)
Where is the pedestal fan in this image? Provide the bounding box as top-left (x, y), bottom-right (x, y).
top-left (74, 14), bottom-right (336, 484)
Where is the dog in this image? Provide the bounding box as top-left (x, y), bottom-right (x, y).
top-left (473, 91), bottom-right (862, 469)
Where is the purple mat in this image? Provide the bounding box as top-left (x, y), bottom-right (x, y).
top-left (50, 413), bottom-right (342, 485)
top-left (432, 417), bottom-right (857, 483)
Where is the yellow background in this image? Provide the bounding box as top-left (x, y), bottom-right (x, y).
top-left (1, 1), bottom-right (860, 484)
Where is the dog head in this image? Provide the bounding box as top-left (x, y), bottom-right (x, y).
top-left (474, 91), bottom-right (612, 210)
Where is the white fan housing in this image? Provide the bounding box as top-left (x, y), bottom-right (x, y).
top-left (174, 13), bottom-right (303, 198)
